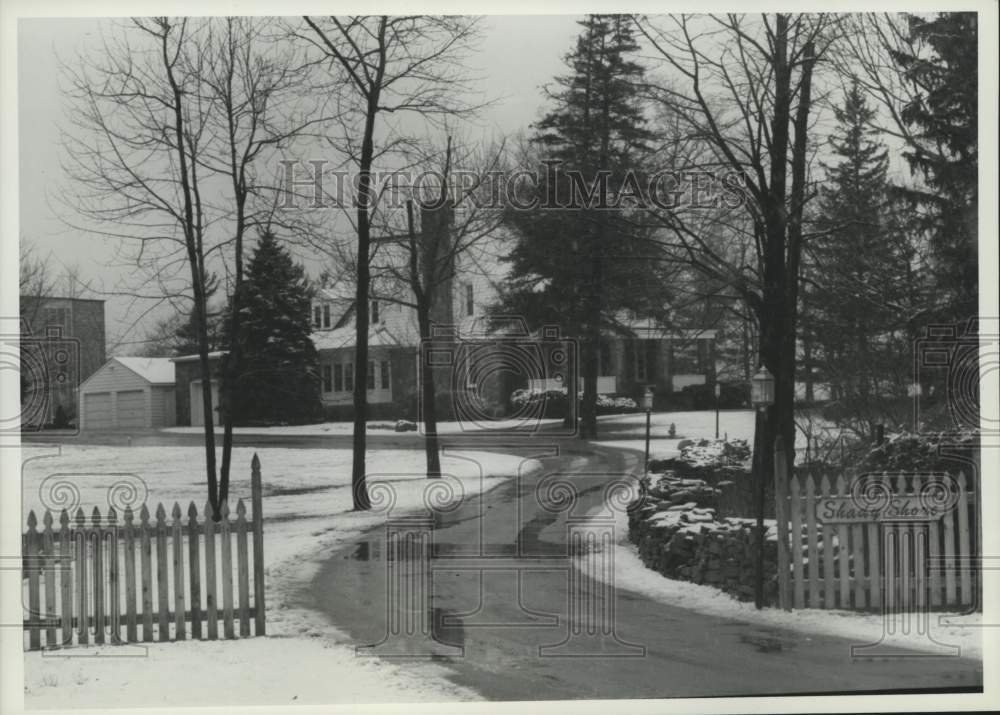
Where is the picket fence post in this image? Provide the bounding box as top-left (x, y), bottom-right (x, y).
top-left (251, 454), bottom-right (266, 636)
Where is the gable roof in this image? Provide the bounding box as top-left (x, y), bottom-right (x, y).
top-left (114, 357), bottom-right (176, 385)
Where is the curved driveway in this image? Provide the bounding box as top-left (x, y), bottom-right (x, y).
top-left (309, 436), bottom-right (983, 700)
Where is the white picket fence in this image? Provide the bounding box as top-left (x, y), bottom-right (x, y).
top-left (23, 456), bottom-right (266, 650)
top-left (779, 471), bottom-right (977, 611)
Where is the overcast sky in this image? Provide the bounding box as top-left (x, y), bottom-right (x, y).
top-left (17, 15), bottom-right (583, 350)
top-left (14, 11), bottom-right (976, 353)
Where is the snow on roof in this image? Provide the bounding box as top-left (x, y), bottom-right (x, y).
top-left (169, 350), bottom-right (228, 363)
top-left (115, 357), bottom-right (176, 385)
top-left (312, 325), bottom-right (415, 351)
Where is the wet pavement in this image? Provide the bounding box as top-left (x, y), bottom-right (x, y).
top-left (308, 440), bottom-right (983, 700)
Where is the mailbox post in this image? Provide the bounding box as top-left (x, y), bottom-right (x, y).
top-left (643, 386), bottom-right (653, 471)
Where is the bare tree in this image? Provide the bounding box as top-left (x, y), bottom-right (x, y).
top-left (635, 13), bottom-right (836, 606)
top-left (19, 242), bottom-right (58, 329)
top-left (196, 17), bottom-right (332, 506)
top-left (296, 15), bottom-right (485, 508)
top-left (61, 17), bottom-right (325, 514)
top-left (364, 136), bottom-right (506, 478)
top-left (61, 17), bottom-right (225, 510)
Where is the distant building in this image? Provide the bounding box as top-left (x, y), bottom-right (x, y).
top-left (79, 357), bottom-right (176, 430)
top-left (19, 295), bottom-right (105, 427)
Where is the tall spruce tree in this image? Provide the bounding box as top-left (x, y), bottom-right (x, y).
top-left (225, 232), bottom-right (322, 425)
top-left (500, 14), bottom-right (655, 439)
top-left (803, 83), bottom-right (916, 439)
top-left (890, 12), bottom-right (978, 322)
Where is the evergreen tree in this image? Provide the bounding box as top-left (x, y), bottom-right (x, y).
top-left (890, 12), bottom-right (977, 321)
top-left (499, 15), bottom-right (657, 438)
top-left (225, 232), bottom-right (322, 425)
top-left (803, 82), bottom-right (916, 438)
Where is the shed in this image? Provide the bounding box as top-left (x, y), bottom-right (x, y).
top-left (79, 357), bottom-right (177, 430)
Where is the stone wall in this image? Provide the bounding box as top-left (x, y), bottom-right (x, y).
top-left (628, 470), bottom-right (780, 605)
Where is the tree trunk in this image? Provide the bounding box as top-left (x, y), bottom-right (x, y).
top-left (350, 98), bottom-right (378, 511)
top-left (417, 307), bottom-right (442, 478)
top-left (219, 193), bottom-right (246, 510)
top-left (580, 333), bottom-right (599, 439)
top-left (563, 341), bottom-right (577, 429)
top-left (579, 250), bottom-right (602, 440)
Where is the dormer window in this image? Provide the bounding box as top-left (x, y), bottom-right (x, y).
top-left (370, 300), bottom-right (380, 325)
top-left (314, 303), bottom-right (332, 329)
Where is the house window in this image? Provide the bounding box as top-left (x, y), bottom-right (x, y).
top-left (322, 364), bottom-right (332, 393)
top-left (334, 363), bottom-right (343, 392)
top-left (344, 363), bottom-right (354, 391)
top-left (464, 283), bottom-right (474, 317)
top-left (367, 360), bottom-right (376, 390)
top-left (313, 306), bottom-right (321, 327)
top-left (634, 340), bottom-right (648, 382)
top-left (370, 301), bottom-right (380, 325)
top-left (380, 360), bottom-right (390, 389)
top-left (43, 307), bottom-right (70, 328)
top-left (323, 304), bottom-right (331, 329)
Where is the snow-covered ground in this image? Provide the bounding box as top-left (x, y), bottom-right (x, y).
top-left (594, 409), bottom-right (758, 460)
top-left (163, 417), bottom-right (566, 437)
top-left (21, 443), bottom-right (541, 708)
top-left (576, 500), bottom-right (983, 661)
top-left (594, 409), bottom-right (839, 461)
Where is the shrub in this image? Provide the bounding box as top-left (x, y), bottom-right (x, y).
top-left (509, 388), bottom-right (638, 418)
top-left (859, 429), bottom-right (980, 475)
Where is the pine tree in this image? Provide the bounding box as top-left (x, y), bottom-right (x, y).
top-left (890, 12), bottom-right (977, 321)
top-left (225, 232), bottom-right (322, 425)
top-left (803, 83), bottom-right (915, 438)
top-left (500, 15), bottom-right (656, 439)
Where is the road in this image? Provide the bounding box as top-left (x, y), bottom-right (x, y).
top-left (309, 436), bottom-right (983, 700)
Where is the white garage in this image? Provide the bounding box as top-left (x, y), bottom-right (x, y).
top-left (79, 357), bottom-right (177, 430)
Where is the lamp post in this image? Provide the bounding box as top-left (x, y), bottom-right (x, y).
top-left (643, 386), bottom-right (654, 471)
top-left (714, 383), bottom-right (721, 440)
top-left (750, 367), bottom-right (775, 609)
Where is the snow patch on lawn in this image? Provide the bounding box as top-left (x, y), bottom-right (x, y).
top-left (22, 444), bottom-right (541, 707)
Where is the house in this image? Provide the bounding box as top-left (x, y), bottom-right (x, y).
top-left (311, 204), bottom-right (521, 421)
top-left (309, 207), bottom-right (718, 420)
top-left (527, 312), bottom-right (719, 410)
top-left (79, 357), bottom-right (176, 430)
top-left (19, 295), bottom-right (105, 427)
top-left (171, 351), bottom-right (226, 427)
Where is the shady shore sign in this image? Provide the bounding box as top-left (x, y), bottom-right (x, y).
top-left (814, 472), bottom-right (963, 524)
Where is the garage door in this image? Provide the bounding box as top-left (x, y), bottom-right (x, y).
top-left (190, 380), bottom-right (220, 426)
top-left (82, 392), bottom-right (113, 430)
top-left (116, 390), bottom-right (147, 428)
